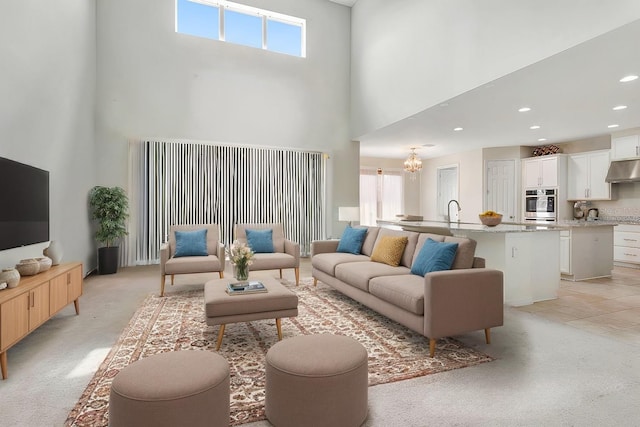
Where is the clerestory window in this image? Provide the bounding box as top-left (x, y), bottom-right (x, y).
top-left (176, 0), bottom-right (306, 58)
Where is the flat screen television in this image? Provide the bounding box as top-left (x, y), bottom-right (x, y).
top-left (0, 157), bottom-right (50, 251)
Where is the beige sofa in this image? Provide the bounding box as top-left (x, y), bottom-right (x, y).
top-left (312, 226), bottom-right (504, 357)
top-left (235, 223), bottom-right (300, 285)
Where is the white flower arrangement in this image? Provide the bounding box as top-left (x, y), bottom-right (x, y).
top-left (227, 240), bottom-right (254, 268)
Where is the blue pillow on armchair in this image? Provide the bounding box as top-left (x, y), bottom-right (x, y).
top-left (174, 229), bottom-right (208, 257)
top-left (411, 238), bottom-right (458, 276)
top-left (337, 226), bottom-right (367, 255)
top-left (246, 228), bottom-right (274, 253)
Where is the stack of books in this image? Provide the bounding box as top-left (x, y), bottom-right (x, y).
top-left (226, 281), bottom-right (268, 296)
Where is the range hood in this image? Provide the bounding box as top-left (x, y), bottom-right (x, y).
top-left (605, 159), bottom-right (640, 183)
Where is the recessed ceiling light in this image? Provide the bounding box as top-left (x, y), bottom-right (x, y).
top-left (530, 125), bottom-right (541, 130)
top-left (613, 105), bottom-right (628, 110)
top-left (453, 127), bottom-right (463, 131)
top-left (518, 107), bottom-right (531, 112)
top-left (538, 138), bottom-right (547, 142)
top-left (608, 124), bottom-right (619, 128)
top-left (422, 143), bottom-right (435, 147)
top-left (439, 103), bottom-right (449, 107)
top-left (620, 75), bottom-right (638, 83)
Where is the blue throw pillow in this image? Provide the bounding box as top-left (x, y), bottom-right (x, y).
top-left (246, 228), bottom-right (274, 253)
top-left (174, 229), bottom-right (208, 257)
top-left (411, 238), bottom-right (459, 276)
top-left (337, 226), bottom-right (367, 255)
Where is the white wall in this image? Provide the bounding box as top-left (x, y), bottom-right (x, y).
top-left (0, 0), bottom-right (96, 271)
top-left (420, 149), bottom-right (484, 223)
top-left (351, 0), bottom-right (640, 139)
top-left (96, 0), bottom-right (354, 239)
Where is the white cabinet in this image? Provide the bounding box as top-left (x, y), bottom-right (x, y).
top-left (567, 150), bottom-right (611, 200)
top-left (611, 135), bottom-right (640, 160)
top-left (523, 156), bottom-right (560, 188)
top-left (560, 230), bottom-right (571, 274)
top-left (561, 225), bottom-right (614, 281)
top-left (614, 224), bottom-right (640, 267)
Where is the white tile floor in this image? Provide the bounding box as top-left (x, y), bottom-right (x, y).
top-left (517, 266), bottom-right (640, 345)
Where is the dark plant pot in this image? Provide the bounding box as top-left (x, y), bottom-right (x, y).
top-left (98, 246), bottom-right (119, 275)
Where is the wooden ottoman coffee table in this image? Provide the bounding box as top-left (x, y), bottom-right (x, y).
top-left (204, 277), bottom-right (298, 350)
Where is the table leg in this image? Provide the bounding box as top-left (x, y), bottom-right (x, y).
top-left (1, 351), bottom-right (7, 380)
top-left (276, 318), bottom-right (283, 340)
top-left (215, 324), bottom-right (226, 351)
top-left (74, 299), bottom-right (80, 315)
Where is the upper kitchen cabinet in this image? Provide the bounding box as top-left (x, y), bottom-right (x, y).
top-left (567, 149), bottom-right (612, 200)
top-left (611, 134), bottom-right (640, 160)
top-left (522, 155), bottom-right (566, 188)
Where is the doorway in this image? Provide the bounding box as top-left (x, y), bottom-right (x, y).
top-left (485, 159), bottom-right (517, 221)
top-left (437, 165), bottom-right (459, 221)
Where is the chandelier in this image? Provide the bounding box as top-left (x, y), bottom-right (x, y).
top-left (403, 148), bottom-right (423, 173)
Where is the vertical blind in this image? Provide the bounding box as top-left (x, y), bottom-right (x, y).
top-left (127, 140), bottom-right (326, 265)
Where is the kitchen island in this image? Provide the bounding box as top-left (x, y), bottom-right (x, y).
top-left (380, 219), bottom-right (615, 306)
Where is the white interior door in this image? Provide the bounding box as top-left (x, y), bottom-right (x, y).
top-left (486, 159), bottom-right (516, 222)
top-left (437, 166), bottom-right (459, 221)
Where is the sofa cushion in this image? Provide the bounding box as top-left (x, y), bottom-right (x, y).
top-left (165, 255), bottom-right (222, 274)
top-left (174, 229), bottom-right (208, 257)
top-left (235, 223), bottom-right (285, 253)
top-left (246, 228), bottom-right (274, 253)
top-left (410, 238), bottom-right (458, 276)
top-left (335, 262), bottom-right (411, 292)
top-left (360, 227), bottom-right (381, 257)
top-left (412, 233), bottom-right (446, 266)
top-left (337, 226), bottom-right (368, 255)
top-left (312, 252), bottom-right (370, 276)
top-left (369, 275), bottom-right (425, 315)
top-left (372, 228), bottom-right (419, 268)
top-left (370, 236), bottom-right (408, 267)
top-left (444, 236), bottom-right (477, 269)
top-left (250, 253), bottom-right (298, 270)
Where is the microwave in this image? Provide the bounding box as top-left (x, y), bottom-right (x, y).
top-left (524, 188), bottom-right (557, 221)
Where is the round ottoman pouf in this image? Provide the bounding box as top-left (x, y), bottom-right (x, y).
top-left (265, 334), bottom-right (368, 427)
top-left (109, 351), bottom-right (230, 427)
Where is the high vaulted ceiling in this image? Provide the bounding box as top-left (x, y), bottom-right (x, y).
top-left (328, 0), bottom-right (358, 6)
top-left (358, 19), bottom-right (640, 160)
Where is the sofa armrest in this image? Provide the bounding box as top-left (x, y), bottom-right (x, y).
top-left (217, 242), bottom-right (226, 271)
top-left (311, 240), bottom-right (340, 256)
top-left (284, 239), bottom-right (300, 266)
top-left (160, 242), bottom-right (170, 275)
top-left (423, 268), bottom-right (504, 339)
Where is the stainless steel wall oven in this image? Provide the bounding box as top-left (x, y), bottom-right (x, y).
top-left (524, 188), bottom-right (557, 221)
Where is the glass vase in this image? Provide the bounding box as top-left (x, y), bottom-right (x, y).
top-left (233, 263), bottom-right (249, 281)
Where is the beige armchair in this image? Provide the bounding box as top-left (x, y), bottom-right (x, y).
top-left (234, 223), bottom-right (300, 285)
top-left (160, 224), bottom-right (225, 296)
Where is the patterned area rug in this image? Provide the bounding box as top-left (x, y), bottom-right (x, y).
top-left (66, 278), bottom-right (493, 426)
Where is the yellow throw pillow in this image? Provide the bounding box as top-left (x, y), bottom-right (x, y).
top-left (371, 235), bottom-right (408, 267)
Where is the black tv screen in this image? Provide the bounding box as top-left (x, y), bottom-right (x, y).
top-left (0, 157), bottom-right (50, 251)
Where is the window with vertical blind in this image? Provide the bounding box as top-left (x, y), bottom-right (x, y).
top-left (125, 140), bottom-right (325, 266)
top-left (359, 167), bottom-right (404, 226)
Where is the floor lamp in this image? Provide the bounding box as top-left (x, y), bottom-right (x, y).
top-left (338, 207), bottom-right (360, 227)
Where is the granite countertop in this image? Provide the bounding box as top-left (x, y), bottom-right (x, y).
top-left (378, 219), bottom-right (562, 233)
top-left (378, 218), bottom-right (619, 233)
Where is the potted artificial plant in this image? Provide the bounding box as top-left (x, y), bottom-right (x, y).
top-left (89, 186), bottom-right (129, 274)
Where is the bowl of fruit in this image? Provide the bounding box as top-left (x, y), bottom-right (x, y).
top-left (479, 210), bottom-right (503, 226)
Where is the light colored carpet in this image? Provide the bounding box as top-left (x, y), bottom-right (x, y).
top-left (65, 278), bottom-right (492, 426)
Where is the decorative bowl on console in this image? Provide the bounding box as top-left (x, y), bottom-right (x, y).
top-left (479, 211), bottom-right (503, 227)
top-left (36, 257), bottom-right (52, 272)
top-left (16, 258), bottom-right (40, 276)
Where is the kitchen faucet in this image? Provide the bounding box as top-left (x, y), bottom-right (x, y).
top-left (447, 199), bottom-right (461, 223)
